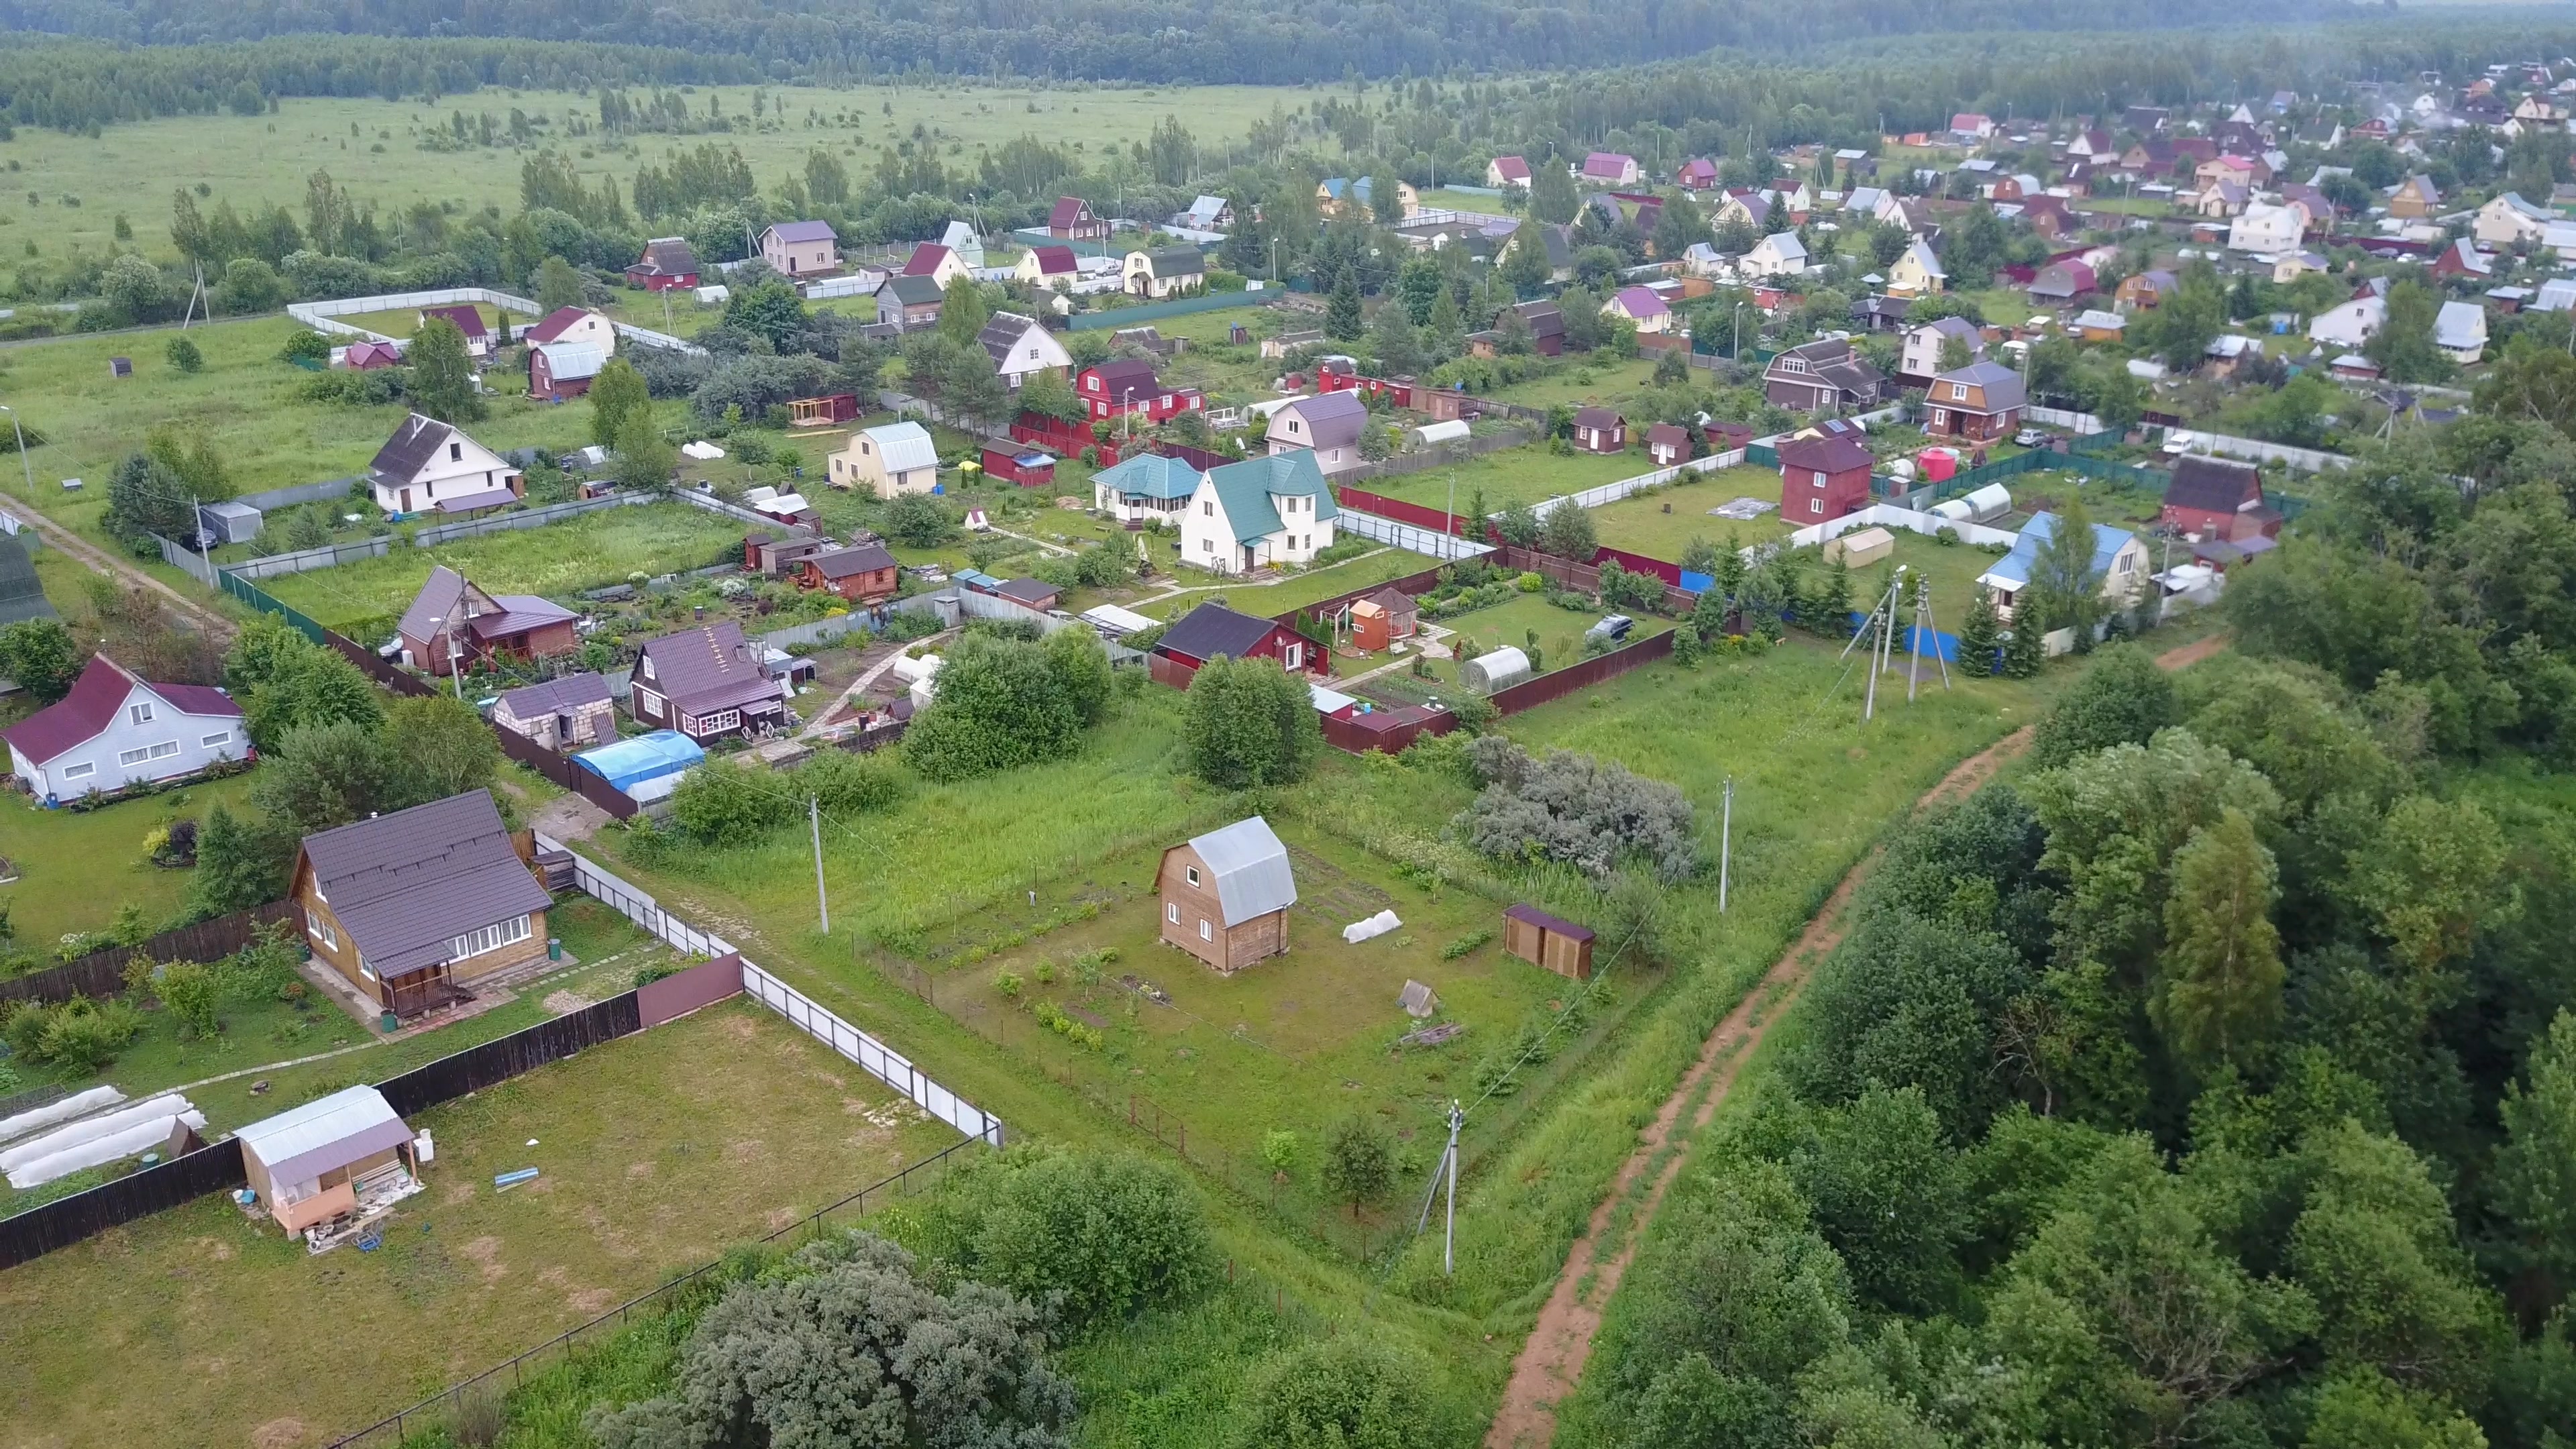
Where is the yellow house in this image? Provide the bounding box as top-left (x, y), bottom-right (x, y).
top-left (1887, 240), bottom-right (1946, 297)
top-left (828, 421), bottom-right (941, 497)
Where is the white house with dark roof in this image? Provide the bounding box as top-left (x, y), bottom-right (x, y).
top-left (1265, 390), bottom-right (1371, 478)
top-left (1180, 451), bottom-right (1337, 576)
top-left (2, 654), bottom-right (243, 803)
top-left (975, 311), bottom-right (1072, 390)
top-left (366, 413), bottom-right (522, 517)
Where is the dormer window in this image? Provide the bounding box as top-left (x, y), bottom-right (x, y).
top-left (641, 657), bottom-right (656, 682)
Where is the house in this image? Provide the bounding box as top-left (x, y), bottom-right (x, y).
top-left (743, 528), bottom-right (825, 578)
top-left (900, 241), bottom-right (972, 288)
top-left (1503, 903), bottom-right (1595, 981)
top-left (1605, 286), bottom-right (1672, 334)
top-left (1318, 176), bottom-right (1417, 219)
top-left (760, 220), bottom-right (840, 277)
top-left (1745, 231), bottom-right (1809, 277)
top-left (491, 673), bottom-right (615, 751)
top-left (292, 790), bottom-right (553, 1019)
top-left (1352, 586), bottom-right (1420, 645)
top-left (1570, 407), bottom-right (1627, 454)
top-left (2475, 191), bottom-right (2554, 247)
top-left (2193, 180), bottom-right (2251, 219)
top-left (2160, 455), bottom-right (2280, 541)
top-left (1851, 294), bottom-right (1914, 333)
top-left (2074, 309), bottom-right (2128, 343)
top-left (1159, 816), bottom-right (1297, 974)
top-left (2028, 260), bottom-right (2098, 303)
top-left (626, 236), bottom-right (701, 290)
top-left (3, 655), bottom-right (243, 803)
top-left (1978, 511), bottom-right (2149, 624)
top-left (1488, 156), bottom-right (1533, 189)
top-left (1123, 246), bottom-right (1206, 299)
top-left (2436, 300), bottom-right (2488, 364)
top-left (1888, 240), bottom-right (1946, 297)
top-left (829, 421), bottom-right (941, 497)
top-left (1265, 391), bottom-right (1371, 478)
top-left (875, 274), bottom-right (946, 333)
top-left (2310, 295), bottom-right (2385, 348)
top-left (1902, 317), bottom-right (1984, 382)
top-left (1505, 300), bottom-right (1566, 356)
top-left (1091, 452), bottom-right (1202, 524)
top-left (1950, 113), bottom-right (1996, 140)
top-left (1171, 195), bottom-right (1234, 231)
top-left (1079, 358), bottom-right (1203, 421)
top-left (1048, 197), bottom-right (1110, 242)
top-left (1923, 360), bottom-right (2027, 441)
top-left (366, 413), bottom-right (523, 517)
top-left (1016, 244), bottom-right (1079, 290)
top-left (1676, 157), bottom-right (1721, 190)
top-left (1181, 451), bottom-right (1338, 574)
top-left (976, 311), bottom-right (1073, 391)
top-left (527, 341), bottom-right (605, 403)
top-left (1777, 432), bottom-right (1876, 523)
top-left (1645, 423), bottom-right (1693, 467)
top-left (797, 541), bottom-right (902, 604)
top-left (396, 566), bottom-right (577, 677)
top-left (1150, 602), bottom-right (1326, 685)
top-left (2431, 238), bottom-right (2495, 282)
top-left (1764, 337), bottom-right (1889, 413)
top-left (2388, 174), bottom-right (2443, 219)
top-left (1580, 152), bottom-right (1642, 185)
top-left (235, 1084), bottom-right (423, 1237)
top-left (418, 305), bottom-right (490, 358)
top-left (629, 621), bottom-right (787, 741)
top-left (0, 532), bottom-right (55, 627)
top-left (2228, 202), bottom-right (2306, 253)
top-left (342, 340), bottom-right (402, 370)
top-left (523, 307), bottom-right (616, 356)
top-left (1713, 190), bottom-right (1774, 232)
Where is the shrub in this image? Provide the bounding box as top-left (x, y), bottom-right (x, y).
top-left (924, 1144), bottom-right (1216, 1330)
top-left (24, 996), bottom-right (144, 1073)
top-left (669, 758), bottom-right (798, 846)
top-left (1441, 928), bottom-right (1494, 960)
top-left (150, 960), bottom-right (221, 1038)
top-left (1233, 1334), bottom-right (1434, 1449)
top-left (1458, 736), bottom-right (1698, 881)
top-left (995, 969), bottom-right (1024, 998)
top-left (796, 749), bottom-right (906, 816)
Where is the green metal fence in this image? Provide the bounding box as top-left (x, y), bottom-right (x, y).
top-left (1746, 442), bottom-right (1779, 467)
top-left (219, 570), bottom-right (332, 646)
top-left (1067, 292), bottom-right (1269, 331)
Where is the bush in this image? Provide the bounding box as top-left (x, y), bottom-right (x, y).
top-left (926, 1144), bottom-right (1216, 1331)
top-left (1233, 1334), bottom-right (1435, 1449)
top-left (164, 335), bottom-right (203, 373)
top-left (149, 960), bottom-right (221, 1038)
top-left (1459, 736), bottom-right (1699, 880)
top-left (668, 757), bottom-right (798, 845)
top-left (1183, 653), bottom-right (1322, 788)
top-left (796, 749), bottom-right (906, 816)
top-left (13, 996), bottom-right (144, 1073)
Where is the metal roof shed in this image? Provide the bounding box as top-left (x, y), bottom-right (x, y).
top-left (1188, 816), bottom-right (1298, 925)
top-left (236, 1084), bottom-right (417, 1233)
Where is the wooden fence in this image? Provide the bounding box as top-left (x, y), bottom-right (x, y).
top-left (0, 1138), bottom-right (246, 1271)
top-left (1269, 564), bottom-right (1446, 627)
top-left (491, 725), bottom-right (640, 819)
top-left (1, 900), bottom-right (303, 1006)
top-left (1493, 544), bottom-right (1698, 616)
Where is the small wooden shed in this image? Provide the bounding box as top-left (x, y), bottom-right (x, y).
top-left (788, 393), bottom-right (860, 427)
top-left (236, 1085), bottom-right (421, 1236)
top-left (1503, 904), bottom-right (1596, 981)
top-left (1823, 526), bottom-right (1895, 568)
top-left (1159, 816), bottom-right (1298, 974)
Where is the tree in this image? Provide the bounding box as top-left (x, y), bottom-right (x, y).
top-left (2001, 612), bottom-right (2043, 678)
top-left (587, 357), bottom-right (649, 450)
top-left (883, 492), bottom-right (954, 547)
top-left (1325, 266), bottom-right (1364, 341)
top-left (1368, 292), bottom-right (1424, 376)
top-left (1321, 1113), bottom-right (1395, 1218)
top-left (2345, 795), bottom-right (2510, 984)
top-left (252, 719), bottom-right (396, 832)
top-left (1500, 226), bottom-right (1551, 297)
top-left (1529, 153), bottom-right (1580, 225)
top-left (1652, 191), bottom-right (1705, 262)
top-left (1760, 1085), bottom-right (1970, 1314)
top-left (903, 631), bottom-right (1085, 782)
top-left (1183, 653), bottom-right (1320, 788)
top-left (1042, 625), bottom-right (1112, 728)
top-left (103, 449), bottom-right (195, 545)
top-left (1937, 333), bottom-right (1975, 372)
top-left (669, 757), bottom-right (797, 846)
top-left (2303, 1368), bottom-right (2488, 1449)
top-left (1958, 590), bottom-right (2003, 677)
top-left (2493, 1010), bottom-right (2576, 1293)
top-left (612, 409), bottom-right (676, 494)
top-left (2138, 264), bottom-right (2226, 371)
top-left (407, 316), bottom-right (485, 424)
top-left (1538, 498), bottom-right (1597, 561)
top-left (165, 335), bottom-right (203, 374)
top-left (1809, 555), bottom-right (1854, 637)
top-left (101, 254), bottom-right (164, 323)
top-left (1019, 366), bottom-right (1083, 424)
top-left (2155, 808), bottom-right (2284, 1075)
top-left (535, 254), bottom-right (585, 311)
top-left (722, 278), bottom-right (808, 353)
top-left (0, 619), bottom-right (80, 702)
top-left (2033, 644), bottom-right (2178, 766)
top-left (1424, 284), bottom-right (1466, 363)
top-left (384, 696), bottom-right (499, 806)
top-left (938, 274), bottom-right (991, 345)
top-left (2367, 279), bottom-right (2452, 385)
top-left (216, 257), bottom-right (284, 314)
top-left (1233, 1336), bottom-right (1433, 1449)
top-left (185, 803), bottom-right (293, 918)
top-left (927, 1145), bottom-right (1216, 1332)
top-left (1497, 500), bottom-right (1541, 548)
top-left (239, 639), bottom-right (383, 750)
top-left (2029, 494), bottom-right (2104, 641)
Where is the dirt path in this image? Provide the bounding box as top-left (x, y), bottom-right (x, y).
top-left (11, 500), bottom-right (237, 640)
top-left (1485, 633), bottom-right (2227, 1447)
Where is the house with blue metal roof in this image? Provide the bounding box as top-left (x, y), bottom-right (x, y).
top-left (1179, 451), bottom-right (1339, 576)
top-left (1090, 452), bottom-right (1203, 524)
top-left (1977, 512), bottom-right (2151, 625)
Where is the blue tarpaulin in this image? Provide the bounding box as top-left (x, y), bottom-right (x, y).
top-left (575, 730), bottom-right (704, 791)
top-left (1845, 612), bottom-right (1962, 663)
top-left (1679, 570), bottom-right (1715, 594)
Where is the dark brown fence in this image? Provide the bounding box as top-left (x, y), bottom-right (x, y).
top-left (375, 991), bottom-right (645, 1118)
top-left (1269, 565), bottom-right (1446, 627)
top-left (1, 900), bottom-right (302, 1006)
top-left (1494, 544), bottom-right (1697, 616)
top-left (1490, 629), bottom-right (1676, 716)
top-left (637, 954), bottom-right (745, 1028)
top-left (490, 719), bottom-right (639, 819)
top-left (1320, 706), bottom-right (1455, 755)
top-left (0, 1138), bottom-right (245, 1271)
top-left (327, 631), bottom-right (437, 698)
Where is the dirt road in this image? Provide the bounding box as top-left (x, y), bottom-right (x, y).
top-left (1483, 633), bottom-right (2226, 1448)
top-left (11, 499), bottom-right (236, 640)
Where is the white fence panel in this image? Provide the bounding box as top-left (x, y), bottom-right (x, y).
top-left (1336, 510), bottom-right (1495, 561)
top-left (289, 286), bottom-right (704, 356)
top-left (412, 493), bottom-right (643, 545)
top-left (742, 963), bottom-right (1005, 1146)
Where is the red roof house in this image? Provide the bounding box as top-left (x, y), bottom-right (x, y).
top-left (1676, 158), bottom-right (1721, 190)
top-left (418, 305), bottom-right (491, 357)
top-left (3, 655), bottom-right (245, 803)
top-left (626, 236), bottom-right (701, 290)
top-left (2159, 455), bottom-right (2280, 541)
top-left (1049, 197), bottom-right (1110, 242)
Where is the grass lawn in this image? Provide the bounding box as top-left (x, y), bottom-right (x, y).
top-left (1436, 591), bottom-right (1654, 671)
top-left (1587, 464), bottom-right (1794, 560)
top-left (1363, 442), bottom-right (1654, 513)
top-left (257, 500), bottom-right (744, 632)
top-left (1487, 357), bottom-right (1660, 411)
top-left (0, 998), bottom-right (963, 1449)
top-left (333, 303), bottom-right (502, 340)
top-left (1134, 546), bottom-right (1428, 623)
top-left (0, 768), bottom-right (262, 947)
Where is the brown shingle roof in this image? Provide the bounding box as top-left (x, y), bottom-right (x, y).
top-left (297, 790), bottom-right (551, 979)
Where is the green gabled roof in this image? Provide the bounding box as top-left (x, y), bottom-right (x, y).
top-left (1204, 451), bottom-right (1337, 546)
top-left (1092, 452), bottom-right (1201, 500)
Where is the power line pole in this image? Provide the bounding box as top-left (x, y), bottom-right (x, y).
top-left (1413, 1098), bottom-right (1464, 1275)
top-left (1718, 775), bottom-right (1734, 914)
top-left (810, 795), bottom-right (830, 934)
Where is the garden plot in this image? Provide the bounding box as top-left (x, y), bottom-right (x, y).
top-left (1587, 464), bottom-right (1795, 561)
top-left (1362, 442), bottom-right (1647, 513)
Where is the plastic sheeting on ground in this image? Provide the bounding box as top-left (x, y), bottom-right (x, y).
top-left (7, 1112), bottom-right (207, 1189)
top-left (0, 1093), bottom-right (195, 1175)
top-left (0, 1085), bottom-right (123, 1146)
top-left (1342, 909), bottom-right (1403, 945)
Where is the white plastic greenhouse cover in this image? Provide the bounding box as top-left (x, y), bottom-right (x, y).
top-left (0, 1093), bottom-right (196, 1175)
top-left (0, 1085), bottom-right (123, 1146)
top-left (7, 1112), bottom-right (206, 1190)
top-left (1342, 909), bottom-right (1404, 945)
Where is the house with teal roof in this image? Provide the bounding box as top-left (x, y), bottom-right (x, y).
top-left (1179, 451), bottom-right (1339, 576)
top-left (1090, 452), bottom-right (1203, 525)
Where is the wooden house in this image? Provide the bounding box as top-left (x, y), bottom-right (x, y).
top-left (1048, 197), bottom-right (1110, 242)
top-left (1503, 904), bottom-right (1595, 981)
top-left (236, 1085), bottom-right (422, 1236)
top-left (491, 673), bottom-right (616, 751)
top-left (1570, 407), bottom-right (1627, 454)
top-left (292, 790), bottom-right (552, 1020)
top-left (1148, 602), bottom-right (1325, 688)
top-left (626, 237), bottom-right (700, 290)
top-left (1923, 361), bottom-right (2027, 442)
top-left (396, 566), bottom-right (576, 678)
top-left (1645, 423), bottom-right (1693, 467)
top-left (798, 542), bottom-right (902, 603)
top-left (1777, 433), bottom-right (1876, 523)
top-left (1159, 816), bottom-right (1297, 974)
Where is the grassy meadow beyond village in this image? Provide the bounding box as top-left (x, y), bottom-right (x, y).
top-left (4, 11), bottom-right (2576, 1449)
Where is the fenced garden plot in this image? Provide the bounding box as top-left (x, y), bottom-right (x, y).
top-left (1362, 442), bottom-right (1651, 514)
top-left (0, 998), bottom-right (963, 1449)
top-left (1585, 463), bottom-right (1796, 558)
top-left (0, 766), bottom-right (263, 947)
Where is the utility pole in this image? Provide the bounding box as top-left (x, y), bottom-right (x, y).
top-left (445, 612), bottom-right (464, 702)
top-left (1719, 776), bottom-right (1734, 914)
top-left (1413, 1098), bottom-right (1464, 1275)
top-left (810, 796), bottom-right (830, 934)
top-left (0, 405), bottom-right (33, 500)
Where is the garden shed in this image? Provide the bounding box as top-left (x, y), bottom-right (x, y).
top-left (1503, 904), bottom-right (1596, 981)
top-left (1159, 816), bottom-right (1298, 974)
top-left (1823, 527), bottom-right (1895, 568)
top-left (237, 1085), bottom-right (423, 1236)
top-left (1462, 646), bottom-right (1530, 694)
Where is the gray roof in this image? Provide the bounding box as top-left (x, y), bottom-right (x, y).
top-left (1936, 359), bottom-right (2026, 411)
top-left (236, 1084), bottom-right (413, 1186)
top-left (1136, 246), bottom-right (1205, 274)
top-left (297, 790), bottom-right (552, 979)
top-left (368, 413), bottom-right (462, 488)
top-left (1185, 816), bottom-right (1297, 926)
top-left (767, 219), bottom-right (837, 245)
top-left (810, 541), bottom-right (899, 579)
top-left (533, 341), bottom-right (606, 382)
top-left (0, 533), bottom-right (56, 627)
top-left (497, 672), bottom-right (612, 719)
top-left (1276, 390), bottom-right (1369, 450)
top-left (977, 311), bottom-right (1042, 368)
top-left (861, 421), bottom-right (938, 474)
top-left (879, 274), bottom-right (945, 307)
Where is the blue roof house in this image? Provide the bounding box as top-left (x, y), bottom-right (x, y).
top-left (1091, 452), bottom-right (1203, 524)
top-left (1976, 512), bottom-right (2151, 627)
top-left (1178, 451), bottom-right (1340, 576)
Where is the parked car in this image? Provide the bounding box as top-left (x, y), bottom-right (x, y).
top-left (2014, 427), bottom-right (2047, 447)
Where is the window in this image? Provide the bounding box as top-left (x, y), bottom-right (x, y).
top-left (118, 741), bottom-right (180, 767)
top-left (307, 908), bottom-right (337, 951)
top-left (1810, 497), bottom-right (1824, 515)
top-left (696, 709), bottom-right (742, 735)
top-left (1168, 903), bottom-right (1181, 923)
top-left (1285, 643), bottom-right (1303, 669)
top-left (1202, 500), bottom-right (1214, 515)
top-left (634, 686), bottom-right (663, 717)
top-left (1950, 383), bottom-right (1970, 400)
top-left (448, 914), bottom-right (533, 962)
top-left (61, 761), bottom-right (95, 780)
top-left (128, 701), bottom-right (154, 726)
top-left (201, 731), bottom-right (231, 749)
top-left (358, 959), bottom-right (377, 982)
top-left (1186, 865), bottom-right (1200, 887)
top-left (1203, 539), bottom-right (1216, 553)
top-left (1199, 918), bottom-right (1213, 941)
top-left (641, 657), bottom-right (656, 682)
top-left (448, 441), bottom-right (463, 462)
top-left (1813, 471), bottom-right (1827, 486)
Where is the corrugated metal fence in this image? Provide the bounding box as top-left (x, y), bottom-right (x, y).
top-left (374, 993), bottom-right (645, 1119)
top-left (1, 901), bottom-right (301, 1007)
top-left (1067, 292), bottom-right (1269, 330)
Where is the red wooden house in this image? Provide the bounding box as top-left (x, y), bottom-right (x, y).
top-left (1316, 360), bottom-right (1416, 409)
top-left (1778, 433), bottom-right (1876, 523)
top-left (796, 541), bottom-right (902, 603)
top-left (2160, 455), bottom-right (2280, 541)
top-left (1049, 197), bottom-right (1110, 242)
top-left (627, 237), bottom-right (701, 290)
top-left (1078, 360), bottom-right (1204, 422)
top-left (1148, 603), bottom-right (1327, 690)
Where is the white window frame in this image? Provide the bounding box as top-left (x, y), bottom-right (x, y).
top-left (118, 740), bottom-right (180, 767)
top-left (1199, 918), bottom-right (1214, 941)
top-left (634, 686), bottom-right (663, 716)
top-left (698, 708), bottom-right (742, 735)
top-left (129, 701), bottom-right (154, 726)
top-left (447, 914), bottom-right (533, 963)
top-left (307, 908), bottom-right (338, 951)
top-left (1167, 903), bottom-right (1181, 923)
top-left (61, 761), bottom-right (96, 780)
top-left (201, 731), bottom-right (231, 749)
top-left (1185, 865), bottom-right (1201, 887)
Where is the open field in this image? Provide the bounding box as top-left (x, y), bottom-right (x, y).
top-left (1487, 357), bottom-right (1659, 411)
top-left (1363, 441), bottom-right (1654, 513)
top-left (1130, 546), bottom-right (1427, 622)
top-left (1586, 462), bottom-right (1793, 558)
top-left (0, 83), bottom-right (1305, 268)
top-left (0, 768), bottom-right (262, 945)
top-left (0, 996), bottom-right (962, 1449)
top-left (257, 500), bottom-right (744, 633)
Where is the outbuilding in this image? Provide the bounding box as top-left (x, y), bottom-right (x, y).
top-left (236, 1085), bottom-right (423, 1238)
top-left (1159, 816), bottom-right (1298, 974)
top-left (1503, 904), bottom-right (1596, 981)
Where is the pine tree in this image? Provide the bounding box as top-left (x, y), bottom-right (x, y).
top-left (1711, 531), bottom-right (1748, 601)
top-left (1958, 588), bottom-right (2004, 677)
top-left (1811, 555), bottom-right (1854, 637)
top-left (1426, 284), bottom-right (1467, 362)
top-left (2154, 808), bottom-right (2284, 1075)
top-left (2001, 612), bottom-right (2043, 678)
top-left (1370, 292), bottom-right (1424, 375)
top-left (1324, 266), bottom-right (1363, 341)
